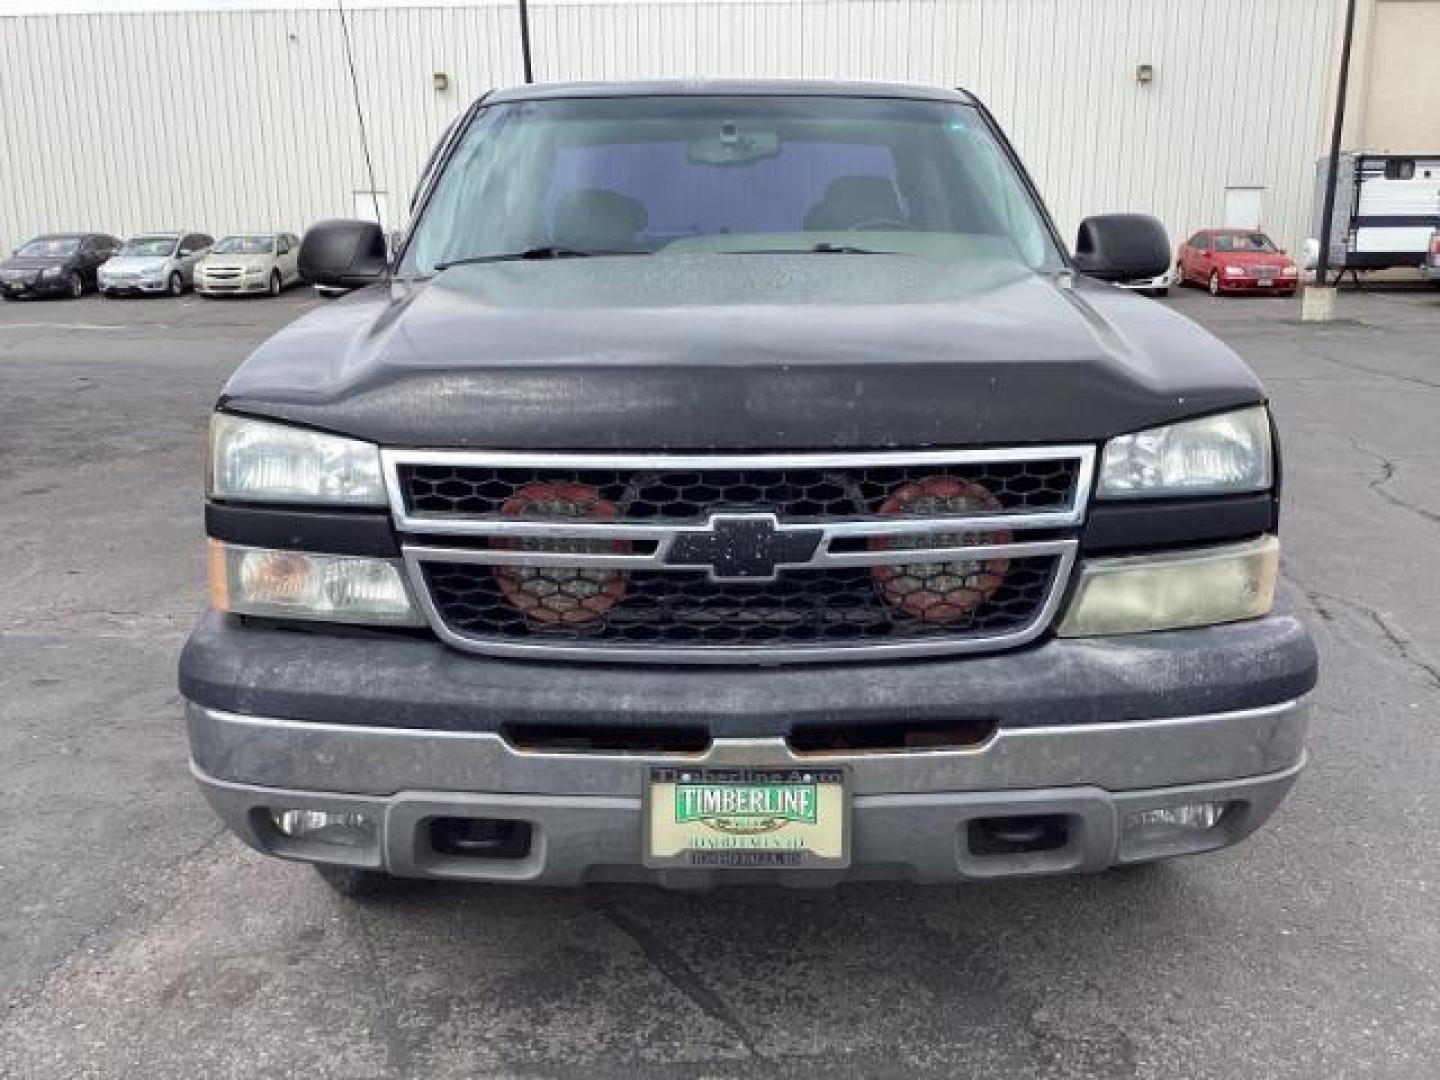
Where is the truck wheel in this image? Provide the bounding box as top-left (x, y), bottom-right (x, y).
top-left (312, 863), bottom-right (401, 899)
top-left (1208, 271), bottom-right (1221, 297)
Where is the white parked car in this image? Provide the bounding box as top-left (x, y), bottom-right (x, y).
top-left (195, 233), bottom-right (302, 297)
top-left (99, 232), bottom-right (213, 297)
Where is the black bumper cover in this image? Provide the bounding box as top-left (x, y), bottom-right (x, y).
top-left (179, 611), bottom-right (1317, 737)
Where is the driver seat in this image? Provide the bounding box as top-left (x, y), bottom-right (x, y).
top-left (803, 176), bottom-right (906, 231)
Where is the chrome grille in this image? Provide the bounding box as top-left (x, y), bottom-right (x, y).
top-left (399, 458), bottom-right (1080, 522)
top-left (384, 448), bottom-right (1092, 664)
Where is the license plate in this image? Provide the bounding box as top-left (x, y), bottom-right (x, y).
top-left (644, 766), bottom-right (850, 869)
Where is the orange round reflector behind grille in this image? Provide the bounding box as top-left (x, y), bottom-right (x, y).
top-left (494, 482), bottom-right (629, 626)
top-left (870, 477), bottom-right (1011, 624)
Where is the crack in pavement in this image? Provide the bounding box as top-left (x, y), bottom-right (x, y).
top-left (1349, 437), bottom-right (1440, 527)
top-left (345, 908), bottom-right (417, 1078)
top-left (1317, 350), bottom-right (1440, 392)
top-left (593, 902), bottom-right (760, 1059)
top-left (1, 823), bottom-right (228, 1013)
top-left (1287, 573), bottom-right (1440, 691)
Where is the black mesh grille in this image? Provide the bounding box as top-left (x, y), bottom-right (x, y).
top-left (423, 556), bottom-right (1058, 650)
top-left (401, 461), bottom-right (1079, 522)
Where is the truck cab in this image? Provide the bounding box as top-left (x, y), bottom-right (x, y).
top-left (181, 81), bottom-right (1315, 893)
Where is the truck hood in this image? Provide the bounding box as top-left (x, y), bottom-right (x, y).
top-left (221, 254), bottom-right (1266, 450)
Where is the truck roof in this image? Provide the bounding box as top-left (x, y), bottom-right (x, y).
top-left (486, 79), bottom-right (977, 105)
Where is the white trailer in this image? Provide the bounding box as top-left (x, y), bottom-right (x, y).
top-left (1313, 153), bottom-right (1440, 275)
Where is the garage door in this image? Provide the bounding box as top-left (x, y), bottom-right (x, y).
top-left (1365, 0), bottom-right (1440, 150)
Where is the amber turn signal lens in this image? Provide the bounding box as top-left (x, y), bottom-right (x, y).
top-left (208, 538), bottom-right (230, 612)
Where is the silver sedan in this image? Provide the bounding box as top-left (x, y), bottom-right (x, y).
top-left (99, 232), bottom-right (213, 297)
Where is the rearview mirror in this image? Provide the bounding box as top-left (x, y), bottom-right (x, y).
top-left (1072, 214), bottom-right (1170, 282)
top-left (298, 219), bottom-right (388, 290)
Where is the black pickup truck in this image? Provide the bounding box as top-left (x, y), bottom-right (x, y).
top-left (180, 81), bottom-right (1316, 894)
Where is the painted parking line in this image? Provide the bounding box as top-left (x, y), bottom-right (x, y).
top-left (0, 322), bottom-right (133, 331)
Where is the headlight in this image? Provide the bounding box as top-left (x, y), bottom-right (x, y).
top-left (209, 413), bottom-right (386, 506)
top-left (1057, 536), bottom-right (1278, 636)
top-left (1280, 266), bottom-right (1298, 277)
top-left (1098, 406), bottom-right (1272, 499)
top-left (1224, 265), bottom-right (1246, 277)
top-left (210, 541), bottom-right (424, 625)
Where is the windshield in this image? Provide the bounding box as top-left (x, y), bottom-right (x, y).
top-left (17, 237), bottom-right (79, 258)
top-left (1214, 232), bottom-right (1279, 253)
top-left (212, 235), bottom-right (274, 255)
top-left (119, 236), bottom-right (178, 257)
top-left (403, 95), bottom-right (1061, 274)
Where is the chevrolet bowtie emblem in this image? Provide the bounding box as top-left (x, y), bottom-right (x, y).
top-left (664, 514), bottom-right (825, 581)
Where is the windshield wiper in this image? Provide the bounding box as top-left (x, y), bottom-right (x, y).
top-left (434, 246), bottom-right (645, 270)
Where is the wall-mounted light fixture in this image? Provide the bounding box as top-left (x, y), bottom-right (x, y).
top-left (432, 72), bottom-right (450, 93)
top-left (1135, 63), bottom-right (1155, 84)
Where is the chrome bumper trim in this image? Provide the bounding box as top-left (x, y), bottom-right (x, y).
top-left (187, 697), bottom-right (1308, 799)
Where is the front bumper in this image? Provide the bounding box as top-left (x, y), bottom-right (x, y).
top-left (1220, 275), bottom-right (1298, 292)
top-left (190, 699), bottom-right (1308, 886)
top-left (1, 276), bottom-right (67, 297)
top-left (101, 278), bottom-right (168, 295)
top-left (196, 274), bottom-right (267, 294)
top-left (183, 610), bottom-right (1315, 885)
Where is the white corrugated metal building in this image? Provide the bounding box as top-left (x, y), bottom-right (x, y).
top-left (0, 0), bottom-right (1344, 254)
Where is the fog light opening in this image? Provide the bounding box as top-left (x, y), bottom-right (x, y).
top-left (429, 817), bottom-right (532, 860)
top-left (969, 814), bottom-right (1070, 857)
top-left (270, 808), bottom-right (377, 848)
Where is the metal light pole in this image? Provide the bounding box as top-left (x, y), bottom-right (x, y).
top-left (1307, 0), bottom-right (1359, 317)
top-left (518, 0), bottom-right (534, 84)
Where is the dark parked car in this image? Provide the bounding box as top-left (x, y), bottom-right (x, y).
top-left (0, 232), bottom-right (119, 299)
top-left (182, 81), bottom-right (1315, 896)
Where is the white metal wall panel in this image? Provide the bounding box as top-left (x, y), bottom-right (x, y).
top-left (0, 1), bottom-right (1334, 253)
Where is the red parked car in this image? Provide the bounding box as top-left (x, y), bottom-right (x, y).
top-left (1175, 229), bottom-right (1299, 297)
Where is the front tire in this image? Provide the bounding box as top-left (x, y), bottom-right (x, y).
top-left (167, 272), bottom-right (183, 297)
top-left (1208, 271), bottom-right (1221, 297)
top-left (268, 270), bottom-right (282, 297)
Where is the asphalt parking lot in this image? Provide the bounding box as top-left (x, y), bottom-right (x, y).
top-left (1, 283), bottom-right (1438, 1079)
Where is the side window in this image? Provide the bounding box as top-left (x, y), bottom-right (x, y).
top-left (276, 236), bottom-right (291, 255)
top-left (1384, 159), bottom-right (1415, 181)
